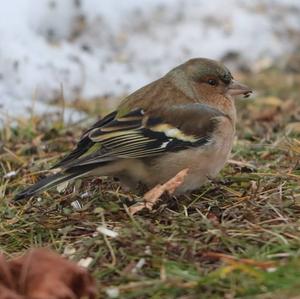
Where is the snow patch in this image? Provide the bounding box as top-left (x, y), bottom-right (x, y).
top-left (0, 0), bottom-right (299, 119)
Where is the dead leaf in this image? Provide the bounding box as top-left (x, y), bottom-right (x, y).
top-left (0, 248), bottom-right (96, 299)
top-left (129, 168), bottom-right (189, 215)
top-left (203, 251), bottom-right (276, 270)
top-left (0, 255), bottom-right (23, 299)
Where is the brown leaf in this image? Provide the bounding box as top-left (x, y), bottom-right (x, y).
top-left (0, 255), bottom-right (23, 299)
top-left (0, 286), bottom-right (23, 299)
top-left (129, 168), bottom-right (189, 215)
top-left (203, 252), bottom-right (276, 270)
top-left (0, 248), bottom-right (96, 299)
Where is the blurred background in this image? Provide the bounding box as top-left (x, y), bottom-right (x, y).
top-left (0, 0), bottom-right (300, 122)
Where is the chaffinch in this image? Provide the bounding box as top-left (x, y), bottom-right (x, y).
top-left (15, 58), bottom-right (252, 200)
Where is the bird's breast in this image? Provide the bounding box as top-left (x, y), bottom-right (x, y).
top-left (147, 117), bottom-right (235, 194)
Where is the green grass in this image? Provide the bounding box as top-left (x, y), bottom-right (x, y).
top-left (1, 68), bottom-right (300, 298)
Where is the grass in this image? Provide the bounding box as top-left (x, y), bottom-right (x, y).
top-left (1, 67), bottom-right (300, 298)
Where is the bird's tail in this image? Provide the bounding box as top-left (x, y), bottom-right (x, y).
top-left (14, 171), bottom-right (84, 201)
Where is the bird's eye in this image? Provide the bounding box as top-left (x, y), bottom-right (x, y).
top-left (208, 79), bottom-right (218, 86)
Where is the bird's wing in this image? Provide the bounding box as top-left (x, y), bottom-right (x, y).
top-left (55, 103), bottom-right (225, 171)
top-left (52, 111), bottom-right (117, 168)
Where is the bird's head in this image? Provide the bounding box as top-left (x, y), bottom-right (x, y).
top-left (168, 58), bottom-right (252, 101)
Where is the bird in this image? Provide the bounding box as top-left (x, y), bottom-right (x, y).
top-left (15, 58), bottom-right (252, 201)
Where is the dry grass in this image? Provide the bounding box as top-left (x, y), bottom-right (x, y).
top-left (1, 67), bottom-right (300, 298)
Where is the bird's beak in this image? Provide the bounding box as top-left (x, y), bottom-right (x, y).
top-left (226, 80), bottom-right (252, 98)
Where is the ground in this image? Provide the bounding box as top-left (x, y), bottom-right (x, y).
top-left (1, 67), bottom-right (300, 298)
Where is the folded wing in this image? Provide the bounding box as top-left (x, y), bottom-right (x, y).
top-left (55, 103), bottom-right (225, 172)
